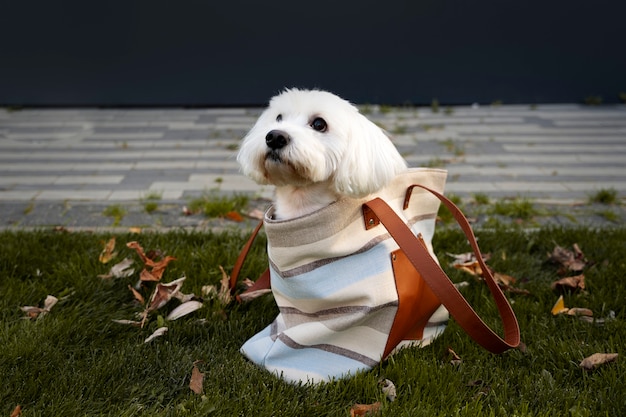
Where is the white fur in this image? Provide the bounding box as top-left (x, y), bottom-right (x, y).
top-left (237, 89), bottom-right (407, 219)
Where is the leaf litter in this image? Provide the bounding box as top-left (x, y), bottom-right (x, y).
top-left (99, 237), bottom-right (118, 264)
top-left (579, 353), bottom-right (618, 371)
top-left (189, 361), bottom-right (205, 394)
top-left (21, 295), bottom-right (58, 319)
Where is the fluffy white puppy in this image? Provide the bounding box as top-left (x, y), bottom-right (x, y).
top-left (237, 89), bottom-right (407, 219)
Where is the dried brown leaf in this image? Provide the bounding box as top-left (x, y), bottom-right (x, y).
top-left (551, 274), bottom-right (585, 292)
top-left (146, 276), bottom-right (186, 312)
top-left (99, 237), bottom-right (117, 264)
top-left (225, 211), bottom-right (244, 222)
top-left (217, 266), bottom-right (233, 305)
top-left (447, 347), bottom-right (463, 366)
top-left (189, 364), bottom-right (205, 394)
top-left (494, 272), bottom-right (517, 286)
top-left (567, 307), bottom-right (593, 317)
top-left (144, 256), bottom-right (177, 282)
top-left (579, 353), bottom-right (618, 370)
top-left (350, 402), bottom-right (381, 416)
top-left (128, 284), bottom-right (145, 304)
top-left (10, 405), bottom-right (21, 417)
top-left (548, 244), bottom-right (587, 272)
top-left (126, 241), bottom-right (152, 265)
top-left (454, 261), bottom-right (484, 277)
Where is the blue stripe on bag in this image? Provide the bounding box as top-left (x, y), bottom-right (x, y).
top-left (269, 243), bottom-right (396, 299)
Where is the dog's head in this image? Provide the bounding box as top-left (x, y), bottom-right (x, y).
top-left (237, 88), bottom-right (407, 197)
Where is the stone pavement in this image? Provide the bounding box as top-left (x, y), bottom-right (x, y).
top-left (0, 103), bottom-right (625, 230)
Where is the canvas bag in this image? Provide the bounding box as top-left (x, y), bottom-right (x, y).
top-left (230, 168), bottom-right (520, 384)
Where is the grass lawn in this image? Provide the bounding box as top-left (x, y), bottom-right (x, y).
top-left (1, 226), bottom-right (624, 416)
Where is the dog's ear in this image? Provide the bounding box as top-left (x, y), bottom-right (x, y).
top-left (333, 113), bottom-right (407, 197)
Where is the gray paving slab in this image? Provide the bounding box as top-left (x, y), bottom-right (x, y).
top-left (0, 103), bottom-right (624, 230)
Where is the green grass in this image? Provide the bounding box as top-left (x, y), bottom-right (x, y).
top-left (1, 227), bottom-right (625, 416)
top-left (187, 192), bottom-right (249, 218)
top-left (491, 198), bottom-right (538, 220)
top-left (140, 191), bottom-right (163, 214)
top-left (589, 188), bottom-right (619, 205)
top-left (102, 205), bottom-right (127, 226)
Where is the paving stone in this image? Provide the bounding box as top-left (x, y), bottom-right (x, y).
top-left (0, 104), bottom-right (624, 229)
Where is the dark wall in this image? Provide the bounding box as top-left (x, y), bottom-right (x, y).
top-left (1, 0), bottom-right (624, 106)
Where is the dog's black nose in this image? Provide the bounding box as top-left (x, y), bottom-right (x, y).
top-left (265, 130), bottom-right (290, 150)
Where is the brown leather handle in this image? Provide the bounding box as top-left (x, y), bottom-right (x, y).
top-left (362, 186), bottom-right (520, 353)
top-left (229, 219), bottom-right (265, 295)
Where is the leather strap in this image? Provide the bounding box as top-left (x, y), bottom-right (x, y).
top-left (229, 219), bottom-right (265, 295)
top-left (362, 185), bottom-right (520, 353)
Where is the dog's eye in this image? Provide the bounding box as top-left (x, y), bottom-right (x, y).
top-left (310, 117), bottom-right (327, 132)
top-left (276, 114), bottom-right (282, 122)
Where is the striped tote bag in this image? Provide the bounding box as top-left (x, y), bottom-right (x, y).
top-left (234, 168), bottom-right (520, 384)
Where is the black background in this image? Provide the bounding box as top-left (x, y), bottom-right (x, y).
top-left (1, 0), bottom-right (624, 106)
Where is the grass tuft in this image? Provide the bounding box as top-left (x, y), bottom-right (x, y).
top-left (187, 192), bottom-right (249, 218)
top-left (589, 188), bottom-right (618, 205)
top-left (491, 198), bottom-right (538, 220)
top-left (102, 205), bottom-right (127, 226)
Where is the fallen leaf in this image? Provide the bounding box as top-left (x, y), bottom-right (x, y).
top-left (551, 295), bottom-right (568, 315)
top-left (350, 402), bottom-right (381, 416)
top-left (99, 237), bottom-right (118, 264)
top-left (127, 242), bottom-right (177, 282)
top-left (144, 326), bottom-right (168, 343)
top-left (111, 319), bottom-right (142, 327)
top-left (550, 295), bottom-right (593, 317)
top-left (172, 291), bottom-right (197, 304)
top-left (166, 300), bottom-right (204, 321)
top-left (189, 362), bottom-right (205, 394)
top-left (126, 241), bottom-right (152, 265)
top-left (10, 405), bottom-right (21, 417)
top-left (128, 285), bottom-right (145, 304)
top-left (21, 295), bottom-right (59, 319)
top-left (215, 266), bottom-right (233, 305)
top-left (454, 260), bottom-right (484, 277)
top-left (566, 307), bottom-right (593, 317)
top-left (225, 211), bottom-right (244, 222)
top-left (547, 244), bottom-right (587, 273)
top-left (379, 378), bottom-right (396, 402)
top-left (98, 258), bottom-right (135, 279)
top-left (146, 276), bottom-right (186, 313)
top-left (551, 274), bottom-right (585, 292)
top-left (139, 256), bottom-right (177, 282)
top-left (447, 347), bottom-right (463, 366)
top-left (128, 227), bottom-right (142, 234)
top-left (448, 252), bottom-right (491, 265)
top-left (579, 353), bottom-right (618, 371)
top-left (238, 288), bottom-right (272, 302)
top-left (493, 272), bottom-right (516, 286)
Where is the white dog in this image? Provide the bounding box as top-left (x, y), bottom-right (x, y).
top-left (237, 89), bottom-right (407, 220)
